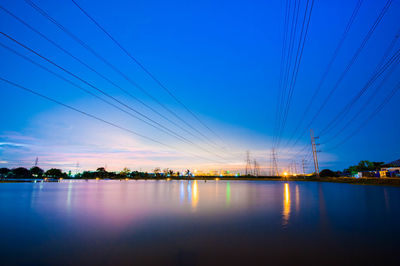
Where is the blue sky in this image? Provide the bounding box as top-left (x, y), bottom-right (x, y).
top-left (0, 0), bottom-right (399, 173)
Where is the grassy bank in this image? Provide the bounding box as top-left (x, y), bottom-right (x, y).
top-left (2, 176), bottom-right (400, 186)
top-left (165, 176), bottom-right (400, 186)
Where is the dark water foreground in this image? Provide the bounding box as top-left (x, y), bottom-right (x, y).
top-left (0, 180), bottom-right (399, 266)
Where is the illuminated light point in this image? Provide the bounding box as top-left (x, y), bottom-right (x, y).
top-left (125, 178), bottom-right (129, 181)
top-left (283, 172), bottom-right (288, 177)
top-left (215, 178), bottom-right (220, 181)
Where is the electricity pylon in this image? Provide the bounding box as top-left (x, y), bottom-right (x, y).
top-left (310, 129), bottom-right (320, 177)
top-left (245, 150), bottom-right (252, 175)
top-left (271, 148), bottom-right (279, 176)
top-left (253, 159), bottom-right (260, 176)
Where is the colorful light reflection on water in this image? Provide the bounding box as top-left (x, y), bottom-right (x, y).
top-left (282, 183), bottom-right (291, 226)
top-left (1, 180), bottom-right (400, 265)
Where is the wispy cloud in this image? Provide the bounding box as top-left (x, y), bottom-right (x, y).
top-left (0, 142), bottom-right (28, 148)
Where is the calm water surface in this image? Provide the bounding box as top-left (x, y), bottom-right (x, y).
top-left (0, 180), bottom-right (399, 265)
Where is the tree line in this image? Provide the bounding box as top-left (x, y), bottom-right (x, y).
top-left (319, 160), bottom-right (387, 177)
top-left (0, 166), bottom-right (192, 179)
top-left (0, 166), bottom-right (68, 179)
top-left (0, 160), bottom-right (393, 180)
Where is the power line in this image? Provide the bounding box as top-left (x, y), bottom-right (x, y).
top-left (70, 0), bottom-right (227, 146)
top-left (318, 27), bottom-right (400, 137)
top-left (273, 0), bottom-right (291, 147)
top-left (0, 41), bottom-right (184, 143)
top-left (325, 79), bottom-right (400, 151)
top-left (277, 0), bottom-right (314, 148)
top-left (273, 0), bottom-right (300, 147)
top-left (23, 0), bottom-right (226, 153)
top-left (274, 0), bottom-right (301, 148)
top-left (320, 45), bottom-right (400, 139)
top-left (273, 0), bottom-right (315, 151)
top-left (272, 0), bottom-right (314, 175)
top-left (0, 31), bottom-right (230, 161)
top-left (319, 34), bottom-right (400, 145)
top-left (284, 0), bottom-right (363, 148)
top-left (306, 0), bottom-right (392, 127)
top-left (0, 77), bottom-right (225, 163)
top-left (324, 54), bottom-right (399, 144)
top-left (0, 44), bottom-right (228, 161)
top-left (0, 4), bottom-right (221, 152)
top-left (282, 0), bottom-right (393, 154)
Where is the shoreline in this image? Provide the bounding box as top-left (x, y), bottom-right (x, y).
top-left (1, 176), bottom-right (400, 186)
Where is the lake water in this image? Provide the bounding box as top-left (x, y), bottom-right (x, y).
top-left (0, 180), bottom-right (399, 265)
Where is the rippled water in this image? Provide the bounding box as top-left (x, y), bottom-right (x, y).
top-left (0, 180), bottom-right (399, 265)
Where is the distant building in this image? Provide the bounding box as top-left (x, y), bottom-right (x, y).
top-left (381, 159), bottom-right (400, 177)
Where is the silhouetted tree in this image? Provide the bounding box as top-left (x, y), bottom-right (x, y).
top-left (120, 167), bottom-right (131, 177)
top-left (11, 167), bottom-right (32, 178)
top-left (163, 168), bottom-right (170, 176)
top-left (129, 171), bottom-right (139, 178)
top-left (154, 168), bottom-right (161, 177)
top-left (344, 160), bottom-right (385, 173)
top-left (0, 167), bottom-right (10, 178)
top-left (320, 169), bottom-right (338, 177)
top-left (96, 167), bottom-right (108, 178)
top-left (45, 168), bottom-right (64, 178)
top-left (30, 166), bottom-right (44, 178)
top-left (81, 171), bottom-right (95, 179)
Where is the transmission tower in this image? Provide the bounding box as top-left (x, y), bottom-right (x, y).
top-left (269, 152), bottom-right (274, 176)
top-left (253, 159), bottom-right (260, 176)
top-left (271, 148), bottom-right (279, 176)
top-left (310, 129), bottom-right (320, 177)
top-left (75, 162), bottom-right (80, 175)
top-left (245, 151), bottom-right (252, 175)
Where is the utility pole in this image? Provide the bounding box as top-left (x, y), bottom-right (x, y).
top-left (34, 157), bottom-right (38, 167)
top-left (310, 129), bottom-right (320, 177)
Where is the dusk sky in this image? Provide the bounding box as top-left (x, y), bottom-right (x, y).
top-left (1, 0), bottom-right (399, 173)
